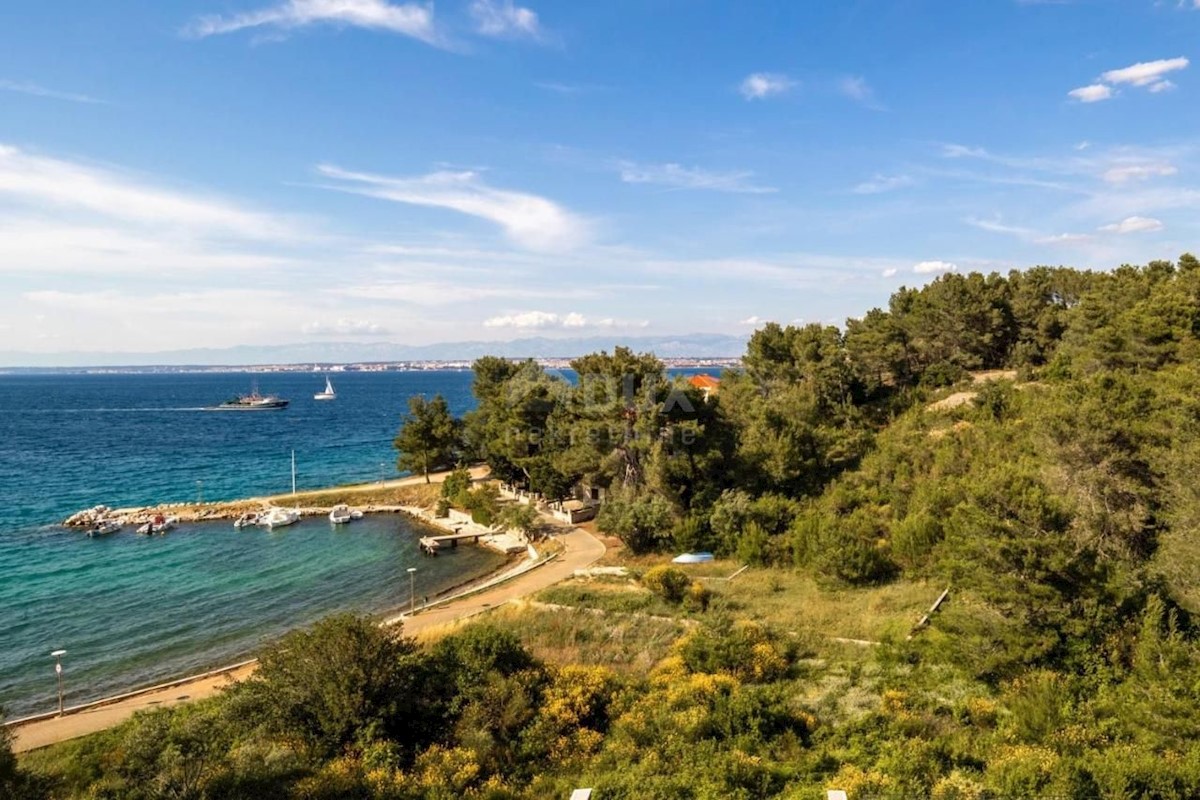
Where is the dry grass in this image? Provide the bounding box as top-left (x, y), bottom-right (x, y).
top-left (482, 602), bottom-right (687, 674)
top-left (536, 557), bottom-right (937, 650)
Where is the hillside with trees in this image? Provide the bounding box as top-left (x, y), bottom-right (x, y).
top-left (13, 255), bottom-right (1200, 798)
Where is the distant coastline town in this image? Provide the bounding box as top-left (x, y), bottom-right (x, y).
top-left (0, 356), bottom-right (743, 376)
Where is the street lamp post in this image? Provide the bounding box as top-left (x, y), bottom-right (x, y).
top-left (407, 567), bottom-right (417, 613)
top-left (379, 463), bottom-right (386, 486)
top-left (51, 649), bottom-right (67, 716)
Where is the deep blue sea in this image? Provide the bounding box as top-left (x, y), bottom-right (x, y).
top-left (0, 371), bottom-right (499, 718)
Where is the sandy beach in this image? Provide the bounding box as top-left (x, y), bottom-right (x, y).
top-left (10, 473), bottom-right (605, 753)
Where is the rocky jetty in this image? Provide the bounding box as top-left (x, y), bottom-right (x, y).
top-left (63, 505), bottom-right (114, 528)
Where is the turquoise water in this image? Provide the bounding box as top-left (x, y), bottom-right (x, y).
top-left (0, 371), bottom-right (500, 718)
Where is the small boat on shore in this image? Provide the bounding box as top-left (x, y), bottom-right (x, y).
top-left (314, 376), bottom-right (336, 401)
top-left (87, 520), bottom-right (120, 538)
top-left (137, 514), bottom-right (176, 536)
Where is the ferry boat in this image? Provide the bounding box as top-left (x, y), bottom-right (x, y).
top-left (207, 386), bottom-right (289, 411)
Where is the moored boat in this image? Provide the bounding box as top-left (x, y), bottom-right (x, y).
top-left (87, 519), bottom-right (121, 538)
top-left (136, 514), bottom-right (176, 536)
top-left (259, 506), bottom-right (299, 529)
top-left (329, 504), bottom-right (352, 524)
top-left (233, 512), bottom-right (259, 529)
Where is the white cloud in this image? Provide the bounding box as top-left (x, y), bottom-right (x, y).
top-left (184, 0), bottom-right (441, 45)
top-left (469, 0), bottom-right (543, 39)
top-left (967, 217), bottom-right (1036, 238)
top-left (1099, 215), bottom-right (1164, 234)
top-left (0, 218), bottom-right (297, 275)
top-left (535, 81), bottom-right (592, 95)
top-left (881, 267), bottom-right (898, 277)
top-left (1036, 232), bottom-right (1091, 245)
top-left (1101, 57), bottom-right (1188, 87)
top-left (967, 217), bottom-right (1090, 247)
top-left (617, 161), bottom-right (776, 194)
top-left (0, 144), bottom-right (294, 238)
top-left (337, 280), bottom-right (596, 307)
top-left (941, 144), bottom-right (989, 159)
top-left (837, 76), bottom-right (884, 109)
top-left (316, 164), bottom-right (589, 251)
top-left (852, 174), bottom-right (913, 194)
top-left (0, 80), bottom-right (103, 105)
top-left (1066, 58), bottom-right (1187, 105)
top-left (483, 310), bottom-right (646, 329)
top-left (739, 315), bottom-right (764, 325)
top-left (913, 260), bottom-right (958, 274)
top-left (739, 72), bottom-right (795, 100)
top-left (1102, 163), bottom-right (1177, 183)
top-left (1068, 84), bottom-right (1113, 103)
top-left (303, 318), bottom-right (390, 336)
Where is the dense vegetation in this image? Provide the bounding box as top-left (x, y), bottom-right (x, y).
top-left (13, 255), bottom-right (1200, 797)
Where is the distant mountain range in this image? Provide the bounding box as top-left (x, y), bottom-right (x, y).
top-left (0, 333), bottom-right (748, 369)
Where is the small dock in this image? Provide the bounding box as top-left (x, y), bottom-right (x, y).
top-left (419, 531), bottom-right (486, 556)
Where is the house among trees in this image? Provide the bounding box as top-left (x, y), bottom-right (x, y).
top-left (688, 373), bottom-right (721, 401)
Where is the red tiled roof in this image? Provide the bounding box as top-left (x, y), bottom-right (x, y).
top-left (689, 374), bottom-right (721, 390)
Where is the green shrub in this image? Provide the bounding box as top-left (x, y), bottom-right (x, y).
top-left (641, 566), bottom-right (691, 604)
top-left (684, 581), bottom-right (714, 612)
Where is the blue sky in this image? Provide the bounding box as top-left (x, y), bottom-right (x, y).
top-left (2, 0), bottom-right (1199, 354)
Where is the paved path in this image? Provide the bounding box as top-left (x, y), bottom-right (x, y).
top-left (400, 527), bottom-right (607, 639)
top-left (10, 524), bottom-right (604, 753)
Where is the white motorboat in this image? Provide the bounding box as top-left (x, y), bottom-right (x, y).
top-left (136, 514), bottom-right (176, 536)
top-left (314, 376), bottom-right (336, 401)
top-left (260, 507), bottom-right (299, 529)
top-left (87, 520), bottom-right (121, 538)
top-left (260, 450), bottom-right (301, 529)
top-left (233, 512), bottom-right (259, 529)
top-left (329, 504), bottom-right (352, 524)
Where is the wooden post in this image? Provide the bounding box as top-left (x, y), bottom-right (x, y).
top-left (907, 587), bottom-right (951, 640)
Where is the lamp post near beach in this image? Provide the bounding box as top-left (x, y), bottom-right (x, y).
top-left (407, 567), bottom-right (417, 613)
top-left (51, 649), bottom-right (66, 716)
top-left (379, 463), bottom-right (386, 486)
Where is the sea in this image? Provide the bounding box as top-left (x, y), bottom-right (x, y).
top-left (0, 370), bottom-right (501, 719)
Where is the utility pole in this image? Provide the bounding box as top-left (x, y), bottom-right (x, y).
top-left (407, 567), bottom-right (417, 613)
top-left (51, 649), bottom-right (67, 716)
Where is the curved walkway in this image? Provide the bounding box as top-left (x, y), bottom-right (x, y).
top-left (10, 524), bottom-right (605, 753)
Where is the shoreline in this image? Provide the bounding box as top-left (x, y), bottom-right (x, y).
top-left (9, 521), bottom-right (604, 753)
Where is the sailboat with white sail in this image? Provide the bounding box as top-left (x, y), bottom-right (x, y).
top-left (261, 450), bottom-right (301, 529)
top-left (314, 376), bottom-right (336, 401)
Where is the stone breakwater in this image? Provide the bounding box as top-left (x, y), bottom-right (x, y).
top-left (62, 500), bottom-right (412, 528)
